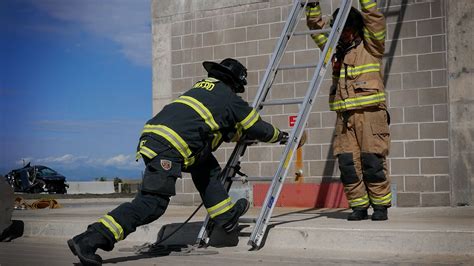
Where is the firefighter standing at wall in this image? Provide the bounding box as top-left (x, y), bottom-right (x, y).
top-left (67, 58), bottom-right (290, 266)
top-left (306, 0), bottom-right (391, 221)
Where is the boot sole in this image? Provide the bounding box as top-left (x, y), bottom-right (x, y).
top-left (67, 239), bottom-right (102, 266)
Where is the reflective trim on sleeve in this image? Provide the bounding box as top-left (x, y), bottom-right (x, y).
top-left (268, 126), bottom-right (280, 143)
top-left (142, 124), bottom-right (195, 167)
top-left (370, 192), bottom-right (392, 205)
top-left (99, 214), bottom-right (124, 241)
top-left (312, 34), bottom-right (328, 47)
top-left (305, 5), bottom-right (321, 17)
top-left (360, 0), bottom-right (377, 10)
top-left (329, 92), bottom-right (386, 111)
top-left (363, 27), bottom-right (386, 41)
top-left (239, 109), bottom-right (260, 130)
top-left (173, 95), bottom-right (222, 150)
top-left (207, 197), bottom-right (234, 218)
top-left (139, 145), bottom-right (158, 159)
top-left (349, 194), bottom-right (370, 208)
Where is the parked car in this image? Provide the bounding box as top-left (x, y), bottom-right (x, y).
top-left (5, 163), bottom-right (68, 194)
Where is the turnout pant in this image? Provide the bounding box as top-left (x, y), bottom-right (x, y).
top-left (92, 140), bottom-right (236, 246)
top-left (333, 108), bottom-right (392, 208)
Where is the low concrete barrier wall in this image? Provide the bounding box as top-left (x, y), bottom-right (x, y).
top-left (67, 181), bottom-right (115, 194)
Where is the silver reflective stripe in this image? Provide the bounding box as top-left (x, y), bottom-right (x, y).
top-left (207, 197), bottom-right (234, 218)
top-left (99, 215), bottom-right (124, 241)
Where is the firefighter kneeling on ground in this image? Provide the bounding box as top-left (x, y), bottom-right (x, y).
top-left (68, 58), bottom-right (290, 266)
top-left (306, 0), bottom-right (392, 221)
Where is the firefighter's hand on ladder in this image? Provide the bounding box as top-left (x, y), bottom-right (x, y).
top-left (278, 131), bottom-right (289, 145)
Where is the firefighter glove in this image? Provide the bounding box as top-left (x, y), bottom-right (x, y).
top-left (278, 131), bottom-right (289, 145)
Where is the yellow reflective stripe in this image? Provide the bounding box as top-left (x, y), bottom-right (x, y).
top-left (349, 194), bottom-right (370, 208)
top-left (312, 34), bottom-right (327, 46)
top-left (207, 197), bottom-right (234, 218)
top-left (99, 215), bottom-right (124, 241)
top-left (370, 192), bottom-right (392, 205)
top-left (361, 0), bottom-right (377, 9)
top-left (305, 5), bottom-right (321, 16)
top-left (205, 77), bottom-right (219, 82)
top-left (239, 109), bottom-right (260, 130)
top-left (174, 95), bottom-right (221, 150)
top-left (329, 92), bottom-right (386, 111)
top-left (142, 124), bottom-right (195, 166)
top-left (269, 126), bottom-right (280, 143)
top-left (363, 27), bottom-right (385, 41)
top-left (340, 63), bottom-right (380, 78)
top-left (174, 96), bottom-right (219, 130)
top-left (211, 132), bottom-right (222, 149)
top-left (140, 146), bottom-right (157, 159)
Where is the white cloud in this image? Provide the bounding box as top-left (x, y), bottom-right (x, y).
top-left (19, 153), bottom-right (141, 170)
top-left (31, 0), bottom-right (151, 66)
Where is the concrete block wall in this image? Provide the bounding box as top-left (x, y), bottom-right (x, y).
top-left (151, 0), bottom-right (466, 207)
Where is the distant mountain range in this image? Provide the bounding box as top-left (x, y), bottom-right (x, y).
top-left (1, 165), bottom-right (142, 181)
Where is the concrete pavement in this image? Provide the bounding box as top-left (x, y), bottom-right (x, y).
top-left (7, 197), bottom-right (474, 261)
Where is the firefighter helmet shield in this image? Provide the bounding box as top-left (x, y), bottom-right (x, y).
top-left (203, 58), bottom-right (248, 93)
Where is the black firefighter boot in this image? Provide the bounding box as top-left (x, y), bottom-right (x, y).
top-left (222, 198), bottom-right (250, 233)
top-left (67, 227), bottom-right (111, 266)
top-left (347, 207), bottom-right (369, 221)
top-left (371, 205), bottom-right (388, 221)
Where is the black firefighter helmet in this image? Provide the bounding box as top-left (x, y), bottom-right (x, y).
top-left (330, 7), bottom-right (364, 36)
top-left (203, 58), bottom-right (248, 93)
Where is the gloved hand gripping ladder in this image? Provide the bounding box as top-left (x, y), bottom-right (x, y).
top-left (196, 0), bottom-right (354, 250)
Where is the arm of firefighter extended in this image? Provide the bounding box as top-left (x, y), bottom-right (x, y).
top-left (306, 1), bottom-right (329, 50)
top-left (359, 0), bottom-right (386, 57)
top-left (228, 95), bottom-right (286, 144)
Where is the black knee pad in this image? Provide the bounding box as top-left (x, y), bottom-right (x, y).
top-left (361, 153), bottom-right (386, 183)
top-left (337, 153), bottom-right (359, 185)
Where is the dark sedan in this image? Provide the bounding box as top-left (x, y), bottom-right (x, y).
top-left (5, 163), bottom-right (68, 194)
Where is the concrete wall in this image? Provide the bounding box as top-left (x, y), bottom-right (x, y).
top-left (151, 0), bottom-right (470, 207)
top-left (67, 181), bottom-right (115, 194)
top-left (446, 0), bottom-right (473, 206)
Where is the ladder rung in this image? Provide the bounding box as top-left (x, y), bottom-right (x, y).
top-left (278, 63), bottom-right (317, 70)
top-left (292, 29), bottom-right (331, 36)
top-left (239, 217), bottom-right (257, 223)
top-left (261, 98), bottom-right (304, 106)
top-left (230, 176), bottom-right (274, 182)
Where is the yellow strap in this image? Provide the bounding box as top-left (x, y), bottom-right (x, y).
top-left (142, 124), bottom-right (195, 166)
top-left (363, 27), bottom-right (385, 41)
top-left (349, 194), bottom-right (370, 208)
top-left (239, 109), bottom-right (260, 130)
top-left (207, 197), bottom-right (234, 218)
top-left (370, 192), bottom-right (392, 205)
top-left (269, 126), bottom-right (280, 143)
top-left (99, 214), bottom-right (124, 241)
top-left (329, 92), bottom-right (385, 111)
top-left (174, 95), bottom-right (222, 150)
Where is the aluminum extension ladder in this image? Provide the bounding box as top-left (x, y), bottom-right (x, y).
top-left (196, 0), bottom-right (353, 250)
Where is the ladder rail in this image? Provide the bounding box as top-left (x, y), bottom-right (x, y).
top-left (195, 139), bottom-right (248, 246)
top-left (196, 0), bottom-right (309, 246)
top-left (248, 0), bottom-right (354, 249)
top-left (252, 0), bottom-right (306, 110)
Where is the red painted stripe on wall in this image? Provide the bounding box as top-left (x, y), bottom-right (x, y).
top-left (253, 183), bottom-right (349, 208)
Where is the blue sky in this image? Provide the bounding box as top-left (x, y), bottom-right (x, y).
top-left (0, 0), bottom-right (152, 180)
